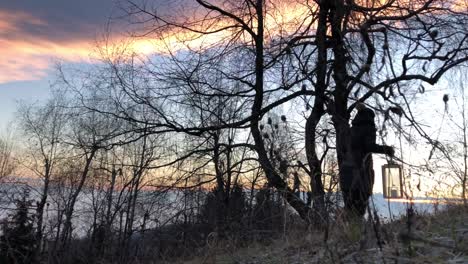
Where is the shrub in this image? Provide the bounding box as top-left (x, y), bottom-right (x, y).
top-left (0, 190), bottom-right (37, 264)
top-left (199, 184), bottom-right (247, 233)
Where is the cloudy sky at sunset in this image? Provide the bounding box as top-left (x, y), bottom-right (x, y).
top-left (0, 0), bottom-right (460, 198)
top-left (0, 0), bottom-right (306, 129)
top-left (0, 0), bottom-right (137, 127)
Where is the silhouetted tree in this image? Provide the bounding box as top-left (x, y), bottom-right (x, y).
top-left (18, 91), bottom-right (68, 254)
top-left (0, 190), bottom-right (37, 264)
top-left (114, 0), bottom-right (468, 221)
top-left (0, 128), bottom-right (16, 180)
top-left (200, 183), bottom-right (246, 234)
top-left (252, 185), bottom-right (284, 233)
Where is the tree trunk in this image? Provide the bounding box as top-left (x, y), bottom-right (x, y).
top-left (462, 97), bottom-right (467, 205)
top-left (328, 0), bottom-right (371, 218)
top-left (35, 160), bottom-right (51, 254)
top-left (304, 0), bottom-right (329, 224)
top-left (60, 148), bottom-right (97, 247)
top-left (250, 0), bottom-right (311, 222)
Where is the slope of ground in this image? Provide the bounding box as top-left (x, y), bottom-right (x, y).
top-left (180, 204), bottom-right (468, 264)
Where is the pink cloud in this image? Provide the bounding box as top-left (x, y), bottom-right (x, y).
top-left (0, 10), bottom-right (96, 83)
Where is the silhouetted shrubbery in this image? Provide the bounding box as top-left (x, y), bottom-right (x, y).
top-left (0, 190), bottom-right (37, 264)
top-left (199, 183), bottom-right (247, 233)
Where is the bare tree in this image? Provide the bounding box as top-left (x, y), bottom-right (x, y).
top-left (57, 0), bottom-right (468, 223)
top-left (17, 93), bottom-right (69, 254)
top-left (0, 126), bottom-right (17, 180)
top-left (2, 2), bottom-right (467, 263)
top-left (57, 96), bottom-right (122, 249)
top-left (428, 69), bottom-right (468, 203)
top-left (115, 0), bottom-right (468, 218)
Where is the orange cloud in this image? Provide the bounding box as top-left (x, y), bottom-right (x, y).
top-left (2, 0), bottom-right (460, 84)
top-left (0, 10), bottom-right (96, 83)
top-left (0, 1), bottom-right (316, 84)
top-left (0, 9), bottom-right (200, 83)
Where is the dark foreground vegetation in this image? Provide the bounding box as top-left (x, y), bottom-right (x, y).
top-left (2, 187), bottom-right (466, 263)
top-left (185, 203), bottom-right (468, 264)
top-left (0, 185), bottom-right (305, 263)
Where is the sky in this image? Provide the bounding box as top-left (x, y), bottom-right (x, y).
top-left (0, 0), bottom-right (461, 198)
top-left (0, 0), bottom-right (303, 127)
top-left (0, 0), bottom-right (135, 128)
top-left (0, 0), bottom-right (210, 129)
top-left (0, 0), bottom-right (120, 81)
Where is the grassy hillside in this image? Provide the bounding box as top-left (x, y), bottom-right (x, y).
top-left (180, 204), bottom-right (468, 264)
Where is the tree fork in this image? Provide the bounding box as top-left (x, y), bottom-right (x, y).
top-left (250, 0), bottom-right (311, 222)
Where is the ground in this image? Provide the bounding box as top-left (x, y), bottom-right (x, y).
top-left (177, 204), bottom-right (468, 264)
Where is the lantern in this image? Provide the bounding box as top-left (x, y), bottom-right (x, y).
top-left (381, 163), bottom-right (403, 199)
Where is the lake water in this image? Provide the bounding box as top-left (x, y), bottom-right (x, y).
top-left (0, 180), bottom-right (449, 237)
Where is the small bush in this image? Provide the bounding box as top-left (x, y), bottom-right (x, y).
top-left (0, 190), bottom-right (37, 264)
top-left (199, 184), bottom-right (247, 233)
top-left (252, 187), bottom-right (285, 233)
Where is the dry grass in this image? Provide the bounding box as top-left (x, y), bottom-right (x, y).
top-left (176, 203), bottom-right (468, 264)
